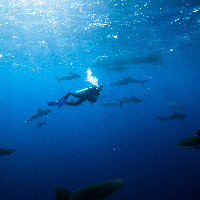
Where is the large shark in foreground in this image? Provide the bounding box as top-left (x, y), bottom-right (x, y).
top-left (177, 129), bottom-right (200, 150)
top-left (56, 72), bottom-right (81, 82)
top-left (93, 51), bottom-right (162, 68)
top-left (0, 148), bottom-right (16, 158)
top-left (109, 76), bottom-right (149, 86)
top-left (27, 108), bottom-right (54, 124)
top-left (155, 112), bottom-right (188, 123)
top-left (54, 179), bottom-right (124, 200)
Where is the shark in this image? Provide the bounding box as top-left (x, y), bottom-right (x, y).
top-left (167, 101), bottom-right (184, 110)
top-left (101, 101), bottom-right (121, 107)
top-left (37, 118), bottom-right (47, 128)
top-left (155, 112), bottom-right (188, 123)
top-left (117, 96), bottom-right (144, 107)
top-left (177, 129), bottom-right (200, 150)
top-left (93, 51), bottom-right (163, 68)
top-left (56, 72), bottom-right (81, 82)
top-left (106, 65), bottom-right (130, 73)
top-left (109, 76), bottom-right (149, 86)
top-left (0, 148), bottom-right (16, 158)
top-left (27, 108), bottom-right (54, 124)
top-left (54, 179), bottom-right (124, 200)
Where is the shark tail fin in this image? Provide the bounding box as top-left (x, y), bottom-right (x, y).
top-left (117, 100), bottom-right (123, 107)
top-left (54, 186), bottom-right (71, 200)
top-left (56, 75), bottom-right (61, 83)
top-left (155, 115), bottom-right (163, 123)
top-left (141, 80), bottom-right (148, 86)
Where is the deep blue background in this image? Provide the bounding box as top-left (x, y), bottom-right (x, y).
top-left (0, 0), bottom-right (200, 200)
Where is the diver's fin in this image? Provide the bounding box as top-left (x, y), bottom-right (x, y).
top-left (47, 101), bottom-right (58, 106)
top-left (54, 186), bottom-right (71, 200)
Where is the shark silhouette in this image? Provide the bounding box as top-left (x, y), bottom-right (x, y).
top-left (27, 108), bottom-right (54, 124)
top-left (177, 129), bottom-right (200, 150)
top-left (101, 101), bottom-right (121, 107)
top-left (54, 179), bottom-right (124, 200)
top-left (117, 96), bottom-right (144, 107)
top-left (156, 112), bottom-right (188, 123)
top-left (167, 101), bottom-right (184, 110)
top-left (56, 72), bottom-right (81, 82)
top-left (109, 76), bottom-right (148, 86)
top-left (0, 148), bottom-right (16, 158)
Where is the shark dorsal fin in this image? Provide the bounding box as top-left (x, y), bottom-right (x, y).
top-left (174, 112), bottom-right (178, 115)
top-left (38, 108), bottom-right (42, 113)
top-left (54, 187), bottom-right (71, 200)
top-left (69, 71), bottom-right (73, 75)
top-left (196, 129), bottom-right (200, 136)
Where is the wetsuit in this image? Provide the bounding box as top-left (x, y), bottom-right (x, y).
top-left (47, 85), bottom-right (103, 107)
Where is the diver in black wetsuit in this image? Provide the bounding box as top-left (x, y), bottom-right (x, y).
top-left (47, 85), bottom-right (103, 107)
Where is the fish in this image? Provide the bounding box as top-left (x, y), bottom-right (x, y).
top-left (0, 148), bottom-right (16, 158)
top-left (141, 92), bottom-right (150, 98)
top-left (155, 112), bottom-right (188, 123)
top-left (117, 96), bottom-right (144, 107)
top-left (54, 179), bottom-right (124, 200)
top-left (109, 76), bottom-right (149, 86)
top-left (93, 51), bottom-right (162, 68)
top-left (56, 72), bottom-right (81, 82)
top-left (167, 101), bottom-right (184, 110)
top-left (27, 108), bottom-right (54, 124)
top-left (101, 101), bottom-right (121, 107)
top-left (177, 129), bottom-right (200, 150)
top-left (37, 118), bottom-right (47, 128)
top-left (106, 65), bottom-right (130, 73)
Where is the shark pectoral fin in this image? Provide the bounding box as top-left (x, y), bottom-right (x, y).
top-left (54, 186), bottom-right (71, 200)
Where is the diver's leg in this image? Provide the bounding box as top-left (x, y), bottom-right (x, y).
top-left (65, 98), bottom-right (83, 106)
top-left (64, 92), bottom-right (71, 99)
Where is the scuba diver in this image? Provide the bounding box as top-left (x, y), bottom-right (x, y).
top-left (47, 85), bottom-right (103, 107)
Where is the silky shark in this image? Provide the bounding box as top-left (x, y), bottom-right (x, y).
top-left (0, 148), bottom-right (16, 158)
top-left (117, 96), bottom-right (144, 107)
top-left (101, 101), bottom-right (121, 107)
top-left (167, 101), bottom-right (184, 110)
top-left (177, 129), bottom-right (200, 150)
top-left (54, 179), bottom-right (124, 200)
top-left (27, 108), bottom-right (54, 124)
top-left (56, 72), bottom-right (81, 82)
top-left (109, 76), bottom-right (149, 86)
top-left (156, 112), bottom-right (188, 123)
top-left (93, 51), bottom-right (162, 68)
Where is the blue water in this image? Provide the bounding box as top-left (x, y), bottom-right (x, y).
top-left (0, 0), bottom-right (200, 199)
